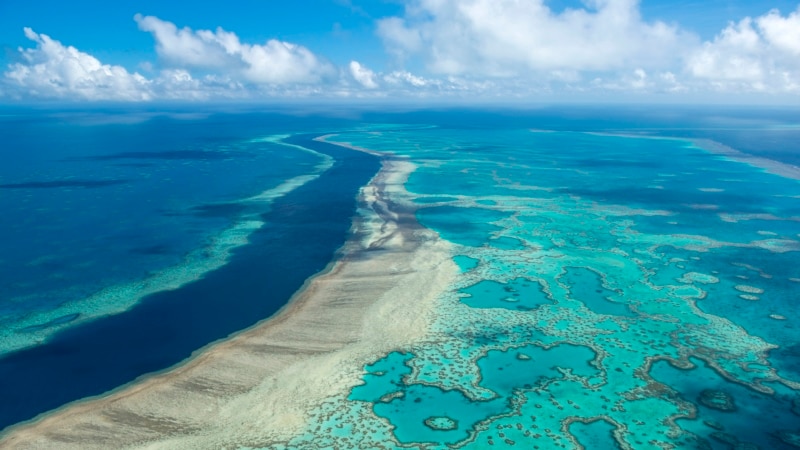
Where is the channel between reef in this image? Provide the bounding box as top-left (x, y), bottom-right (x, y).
top-left (0, 136), bottom-right (457, 449)
top-left (0, 134), bottom-right (374, 432)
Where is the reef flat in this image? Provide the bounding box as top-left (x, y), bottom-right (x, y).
top-left (274, 128), bottom-right (800, 449)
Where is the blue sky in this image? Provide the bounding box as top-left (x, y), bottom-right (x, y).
top-left (1, 0), bottom-right (799, 103)
top-left (1, 1), bottom-right (402, 69)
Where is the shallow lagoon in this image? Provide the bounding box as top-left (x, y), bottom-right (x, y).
top-left (286, 119), bottom-right (800, 449)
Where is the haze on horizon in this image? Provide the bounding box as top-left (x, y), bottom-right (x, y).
top-left (1, 0), bottom-right (799, 104)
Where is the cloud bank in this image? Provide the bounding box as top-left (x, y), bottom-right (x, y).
top-left (378, 0), bottom-right (800, 95)
top-left (5, 28), bottom-right (152, 101)
top-left (378, 0), bottom-right (689, 75)
top-left (3, 3), bottom-right (800, 101)
top-left (134, 14), bottom-right (333, 85)
top-left (686, 7), bottom-right (800, 92)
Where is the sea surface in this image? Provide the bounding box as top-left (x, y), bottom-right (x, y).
top-left (288, 107), bottom-right (800, 449)
top-left (1, 107), bottom-right (799, 448)
top-left (0, 110), bottom-right (380, 430)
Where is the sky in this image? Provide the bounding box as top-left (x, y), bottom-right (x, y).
top-left (1, 0), bottom-right (799, 103)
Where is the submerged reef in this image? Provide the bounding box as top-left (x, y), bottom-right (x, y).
top-left (276, 128), bottom-right (800, 449)
top-left (697, 389), bottom-right (736, 412)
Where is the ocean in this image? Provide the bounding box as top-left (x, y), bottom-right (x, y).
top-left (1, 106), bottom-right (799, 449)
top-left (0, 110), bottom-right (380, 429)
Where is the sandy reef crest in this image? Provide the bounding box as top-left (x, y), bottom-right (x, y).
top-left (0, 140), bottom-right (457, 449)
top-left (585, 130), bottom-right (800, 181)
top-left (690, 138), bottom-right (800, 181)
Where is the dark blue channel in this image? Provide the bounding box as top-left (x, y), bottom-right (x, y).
top-left (0, 134), bottom-right (379, 432)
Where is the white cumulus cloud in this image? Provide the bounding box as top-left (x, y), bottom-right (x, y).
top-left (5, 5), bottom-right (800, 102)
top-left (376, 0), bottom-right (800, 96)
top-left (153, 69), bottom-right (248, 100)
top-left (5, 28), bottom-right (152, 101)
top-left (377, 0), bottom-right (690, 77)
top-left (3, 18), bottom-right (347, 101)
top-left (686, 6), bottom-right (800, 92)
top-left (349, 61), bottom-right (378, 88)
top-left (384, 70), bottom-right (430, 87)
top-left (757, 7), bottom-right (800, 55)
top-left (134, 14), bottom-right (333, 85)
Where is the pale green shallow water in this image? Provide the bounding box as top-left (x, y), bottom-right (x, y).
top-left (272, 124), bottom-right (800, 449)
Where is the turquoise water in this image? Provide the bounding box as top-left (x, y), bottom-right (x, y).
top-left (283, 116), bottom-right (800, 449)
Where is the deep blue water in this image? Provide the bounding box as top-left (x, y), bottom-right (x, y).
top-left (0, 112), bottom-right (329, 343)
top-left (0, 117), bottom-right (379, 431)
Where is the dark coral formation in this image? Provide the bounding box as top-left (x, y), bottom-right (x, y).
top-left (423, 416), bottom-right (458, 431)
top-left (698, 389), bottom-right (736, 412)
top-left (775, 430), bottom-right (800, 448)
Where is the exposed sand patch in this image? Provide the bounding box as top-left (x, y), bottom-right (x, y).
top-left (0, 140), bottom-right (457, 449)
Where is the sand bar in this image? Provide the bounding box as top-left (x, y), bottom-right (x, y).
top-left (691, 138), bottom-right (800, 181)
top-left (584, 131), bottom-right (800, 181)
top-left (0, 140), bottom-right (457, 449)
